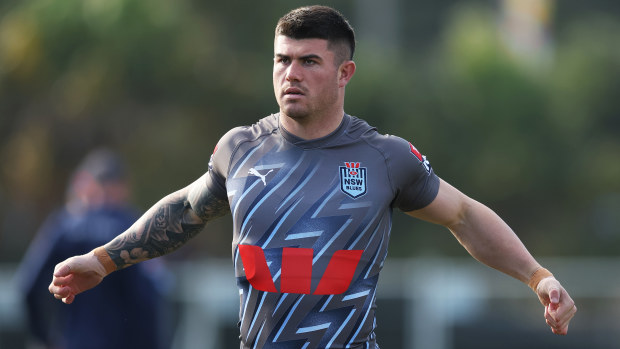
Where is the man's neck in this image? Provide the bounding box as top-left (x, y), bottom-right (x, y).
top-left (279, 111), bottom-right (345, 140)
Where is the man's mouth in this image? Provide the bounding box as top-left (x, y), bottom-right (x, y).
top-left (284, 87), bottom-right (304, 96)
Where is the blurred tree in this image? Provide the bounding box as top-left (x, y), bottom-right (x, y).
top-left (545, 14), bottom-right (620, 255)
top-left (358, 3), bottom-right (620, 257)
top-left (0, 0), bottom-right (237, 260)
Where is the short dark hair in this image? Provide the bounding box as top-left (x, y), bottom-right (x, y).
top-left (275, 5), bottom-right (356, 63)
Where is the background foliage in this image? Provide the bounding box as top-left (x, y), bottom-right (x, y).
top-left (1, 0), bottom-right (619, 263)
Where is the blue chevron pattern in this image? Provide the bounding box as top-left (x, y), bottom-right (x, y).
top-left (205, 113), bottom-right (439, 348)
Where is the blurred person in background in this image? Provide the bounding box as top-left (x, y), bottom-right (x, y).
top-left (18, 148), bottom-right (173, 349)
top-left (48, 6), bottom-right (576, 348)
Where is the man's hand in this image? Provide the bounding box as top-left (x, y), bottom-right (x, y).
top-left (48, 251), bottom-right (108, 304)
top-left (536, 277), bottom-right (577, 335)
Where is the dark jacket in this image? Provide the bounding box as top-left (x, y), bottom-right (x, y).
top-left (18, 205), bottom-right (172, 349)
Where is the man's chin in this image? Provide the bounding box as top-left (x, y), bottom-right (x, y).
top-left (281, 107), bottom-right (310, 120)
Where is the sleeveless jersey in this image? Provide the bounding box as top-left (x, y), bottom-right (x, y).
top-left (205, 113), bottom-right (440, 349)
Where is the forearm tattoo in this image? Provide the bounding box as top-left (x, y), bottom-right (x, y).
top-left (106, 185), bottom-right (229, 269)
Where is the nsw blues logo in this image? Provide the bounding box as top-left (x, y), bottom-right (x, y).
top-left (339, 162), bottom-right (367, 199)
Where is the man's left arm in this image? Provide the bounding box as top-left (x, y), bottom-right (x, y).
top-left (406, 178), bottom-right (577, 335)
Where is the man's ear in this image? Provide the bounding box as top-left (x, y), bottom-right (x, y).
top-left (338, 60), bottom-right (356, 88)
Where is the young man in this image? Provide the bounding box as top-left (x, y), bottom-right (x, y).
top-left (49, 6), bottom-right (576, 349)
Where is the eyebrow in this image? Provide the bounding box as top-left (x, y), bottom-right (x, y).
top-left (275, 53), bottom-right (323, 61)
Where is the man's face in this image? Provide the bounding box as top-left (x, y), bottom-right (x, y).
top-left (273, 35), bottom-right (342, 120)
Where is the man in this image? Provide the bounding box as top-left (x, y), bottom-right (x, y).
top-left (20, 148), bottom-right (172, 349)
top-left (49, 6), bottom-right (576, 349)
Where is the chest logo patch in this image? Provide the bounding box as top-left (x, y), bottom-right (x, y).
top-left (248, 168), bottom-right (273, 186)
top-left (339, 162), bottom-right (367, 199)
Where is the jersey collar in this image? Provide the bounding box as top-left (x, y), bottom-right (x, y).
top-left (278, 113), bottom-right (351, 149)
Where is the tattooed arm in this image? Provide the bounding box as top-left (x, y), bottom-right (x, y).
top-left (105, 174), bottom-right (229, 269)
top-left (48, 173), bottom-right (229, 304)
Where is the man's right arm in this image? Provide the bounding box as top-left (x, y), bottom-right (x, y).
top-left (49, 173), bottom-right (229, 304)
top-left (105, 173), bottom-right (229, 269)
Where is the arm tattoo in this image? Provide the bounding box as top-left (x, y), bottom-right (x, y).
top-left (106, 185), bottom-right (229, 269)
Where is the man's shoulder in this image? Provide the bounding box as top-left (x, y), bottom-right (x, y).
top-left (218, 114), bottom-right (279, 151)
top-left (227, 114), bottom-right (278, 141)
top-left (346, 114), bottom-right (375, 137)
top-left (347, 115), bottom-right (409, 151)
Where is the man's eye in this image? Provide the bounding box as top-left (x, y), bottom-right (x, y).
top-left (304, 59), bottom-right (316, 65)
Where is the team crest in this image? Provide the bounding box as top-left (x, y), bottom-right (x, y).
top-left (339, 162), bottom-right (367, 199)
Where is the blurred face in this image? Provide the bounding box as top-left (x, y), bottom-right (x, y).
top-left (273, 35), bottom-right (343, 121)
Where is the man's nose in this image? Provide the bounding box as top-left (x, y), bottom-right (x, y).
top-left (286, 61), bottom-right (302, 81)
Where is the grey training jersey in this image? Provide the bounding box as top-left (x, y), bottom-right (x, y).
top-left (205, 113), bottom-right (440, 349)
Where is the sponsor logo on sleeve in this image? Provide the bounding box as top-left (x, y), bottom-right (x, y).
top-left (409, 142), bottom-right (431, 174)
top-left (208, 144), bottom-right (219, 172)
